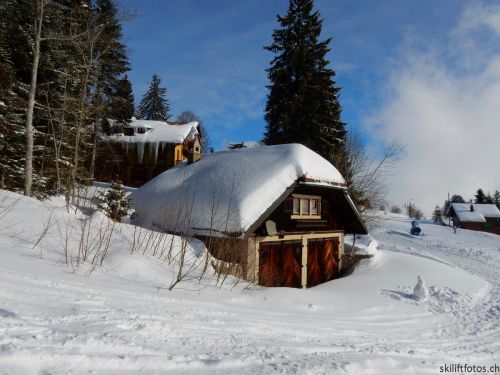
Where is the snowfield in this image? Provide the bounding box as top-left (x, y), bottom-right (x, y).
top-left (0, 191), bottom-right (499, 374)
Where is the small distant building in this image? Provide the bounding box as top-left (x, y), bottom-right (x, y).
top-left (134, 144), bottom-right (367, 288)
top-left (95, 119), bottom-right (201, 187)
top-left (447, 203), bottom-right (500, 235)
top-left (227, 141), bottom-right (263, 150)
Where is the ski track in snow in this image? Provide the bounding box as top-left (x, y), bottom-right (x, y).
top-left (374, 219), bottom-right (500, 360)
top-left (1, 207), bottom-right (499, 373)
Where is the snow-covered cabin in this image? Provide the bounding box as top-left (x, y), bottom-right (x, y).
top-left (447, 203), bottom-right (500, 235)
top-left (96, 119), bottom-right (201, 187)
top-left (134, 144), bottom-right (367, 288)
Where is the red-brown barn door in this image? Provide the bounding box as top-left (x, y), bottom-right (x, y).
top-left (307, 238), bottom-right (339, 287)
top-left (259, 241), bottom-right (302, 288)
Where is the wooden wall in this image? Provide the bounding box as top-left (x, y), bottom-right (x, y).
top-left (460, 219), bottom-right (500, 235)
top-left (95, 142), bottom-right (184, 187)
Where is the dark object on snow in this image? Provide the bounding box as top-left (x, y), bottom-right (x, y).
top-left (410, 220), bottom-right (422, 235)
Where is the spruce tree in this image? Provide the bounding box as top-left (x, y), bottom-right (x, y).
top-left (485, 193), bottom-right (494, 204)
top-left (137, 74), bottom-right (170, 121)
top-left (474, 188), bottom-right (486, 204)
top-left (0, 20), bottom-right (25, 190)
top-left (493, 190), bottom-right (500, 209)
top-left (432, 205), bottom-right (443, 223)
top-left (263, 0), bottom-right (346, 160)
top-left (110, 75), bottom-right (134, 125)
top-left (94, 0), bottom-right (131, 124)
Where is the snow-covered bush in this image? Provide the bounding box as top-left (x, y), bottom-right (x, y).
top-left (97, 182), bottom-right (135, 222)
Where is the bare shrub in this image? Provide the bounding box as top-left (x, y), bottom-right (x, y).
top-left (0, 192), bottom-right (21, 234)
top-left (331, 131), bottom-right (404, 214)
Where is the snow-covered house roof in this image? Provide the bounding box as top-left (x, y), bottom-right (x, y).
top-left (133, 144), bottom-right (352, 237)
top-left (450, 203), bottom-right (500, 223)
top-left (110, 119), bottom-right (199, 144)
top-left (226, 141), bottom-right (263, 149)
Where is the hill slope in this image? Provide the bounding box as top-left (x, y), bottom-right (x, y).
top-left (0, 191), bottom-right (499, 374)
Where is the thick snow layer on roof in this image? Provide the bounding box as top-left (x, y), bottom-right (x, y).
top-left (134, 144), bottom-right (346, 235)
top-left (227, 141), bottom-right (262, 149)
top-left (111, 119), bottom-right (198, 144)
top-left (451, 203), bottom-right (500, 222)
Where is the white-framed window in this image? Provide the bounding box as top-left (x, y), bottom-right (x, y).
top-left (291, 195), bottom-right (321, 219)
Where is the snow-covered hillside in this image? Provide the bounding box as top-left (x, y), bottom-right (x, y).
top-left (0, 191), bottom-right (499, 374)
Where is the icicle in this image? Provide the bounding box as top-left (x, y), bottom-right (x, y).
top-left (153, 141), bottom-right (159, 164)
top-left (137, 142), bottom-right (145, 164)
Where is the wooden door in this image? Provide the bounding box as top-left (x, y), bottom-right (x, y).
top-left (307, 240), bottom-right (323, 287)
top-left (323, 238), bottom-right (339, 282)
top-left (259, 241), bottom-right (302, 288)
top-left (259, 242), bottom-right (282, 287)
top-left (307, 238), bottom-right (340, 287)
top-left (281, 242), bottom-right (302, 288)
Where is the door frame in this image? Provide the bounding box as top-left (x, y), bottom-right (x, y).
top-left (254, 231), bottom-right (344, 288)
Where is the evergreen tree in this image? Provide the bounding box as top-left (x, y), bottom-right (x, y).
top-left (0, 0), bottom-right (133, 195)
top-left (263, 0), bottom-right (346, 160)
top-left (93, 0), bottom-right (130, 124)
top-left (451, 194), bottom-right (465, 203)
top-left (493, 190), bottom-right (500, 209)
top-left (432, 205), bottom-right (443, 223)
top-left (443, 194), bottom-right (466, 215)
top-left (485, 193), bottom-right (494, 204)
top-left (0, 17), bottom-right (25, 190)
top-left (97, 182), bottom-right (135, 222)
top-left (136, 74), bottom-right (170, 121)
top-left (474, 188), bottom-right (486, 204)
top-left (110, 75), bottom-right (134, 125)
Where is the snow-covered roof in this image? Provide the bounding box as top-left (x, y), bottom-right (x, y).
top-left (133, 144), bottom-right (347, 236)
top-left (110, 119), bottom-right (198, 144)
top-left (451, 203), bottom-right (500, 223)
top-left (227, 141), bottom-right (263, 149)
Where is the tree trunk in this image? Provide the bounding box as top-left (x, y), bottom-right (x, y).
top-left (24, 0), bottom-right (44, 197)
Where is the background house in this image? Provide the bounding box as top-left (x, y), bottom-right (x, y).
top-left (447, 203), bottom-right (500, 235)
top-left (133, 144), bottom-right (367, 288)
top-left (96, 119), bottom-right (200, 187)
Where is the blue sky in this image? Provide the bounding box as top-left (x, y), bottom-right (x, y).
top-left (117, 0), bottom-right (500, 213)
top-left (117, 0), bottom-right (463, 149)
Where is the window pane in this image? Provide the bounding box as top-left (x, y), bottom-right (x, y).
top-left (301, 199), bottom-right (309, 215)
top-left (293, 198), bottom-right (300, 214)
top-left (311, 199), bottom-right (318, 215)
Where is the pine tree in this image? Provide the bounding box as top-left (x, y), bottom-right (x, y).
top-left (136, 74), bottom-right (170, 121)
top-left (432, 205), bottom-right (443, 223)
top-left (0, 16), bottom-right (25, 190)
top-left (474, 188), bottom-right (486, 204)
top-left (443, 194), bottom-right (466, 215)
top-left (263, 0), bottom-right (346, 160)
top-left (0, 0), bottom-right (134, 195)
top-left (97, 182), bottom-right (135, 222)
top-left (110, 75), bottom-right (134, 125)
top-left (493, 190), bottom-right (500, 209)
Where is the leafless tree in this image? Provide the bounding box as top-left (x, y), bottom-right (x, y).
top-left (390, 205), bottom-right (402, 214)
top-left (24, 0), bottom-right (45, 196)
top-left (331, 131), bottom-right (404, 214)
